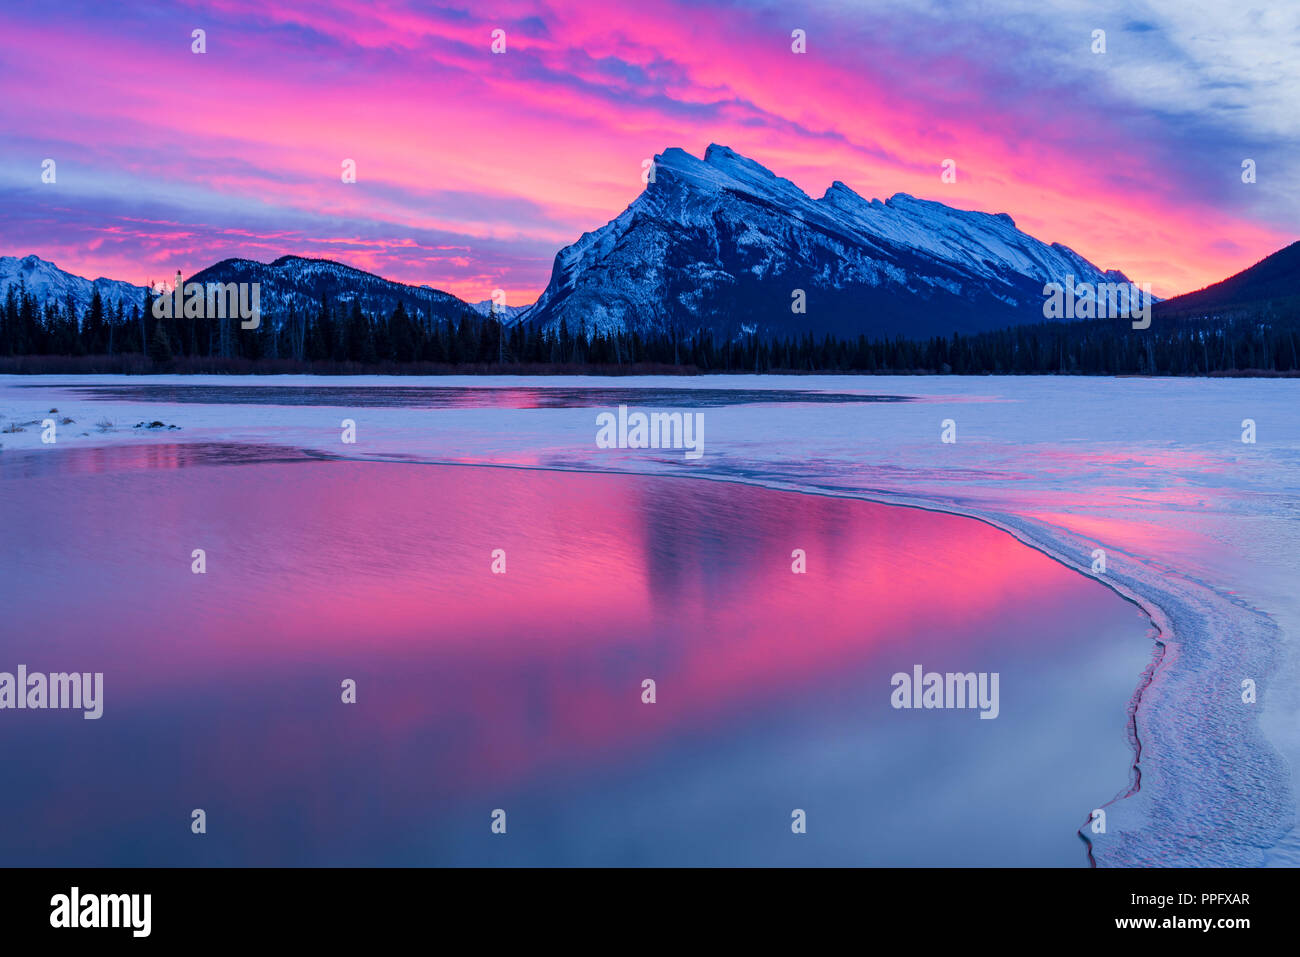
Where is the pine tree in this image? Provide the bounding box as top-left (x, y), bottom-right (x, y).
top-left (148, 316), bottom-right (172, 363)
top-left (390, 302), bottom-right (415, 362)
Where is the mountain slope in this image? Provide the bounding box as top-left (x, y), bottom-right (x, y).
top-left (525, 144), bottom-right (1150, 340)
top-left (185, 256), bottom-right (482, 326)
top-left (0, 255), bottom-right (147, 313)
top-left (468, 299), bottom-right (532, 322)
top-left (1154, 241), bottom-right (1300, 318)
top-left (2, 253), bottom-right (489, 328)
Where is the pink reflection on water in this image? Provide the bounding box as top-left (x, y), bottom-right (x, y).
top-left (3, 453), bottom-right (1133, 803)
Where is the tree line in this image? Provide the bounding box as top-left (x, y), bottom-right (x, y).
top-left (2, 283), bottom-right (1297, 375)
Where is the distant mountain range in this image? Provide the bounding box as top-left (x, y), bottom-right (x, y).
top-left (0, 253), bottom-right (484, 330)
top-left (467, 299), bottom-right (532, 321)
top-left (10, 144), bottom-right (1295, 345)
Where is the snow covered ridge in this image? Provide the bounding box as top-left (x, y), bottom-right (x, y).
top-left (468, 299), bottom-right (532, 323)
top-left (0, 254), bottom-right (498, 330)
top-left (524, 144), bottom-right (1155, 341)
top-left (185, 255), bottom-right (484, 328)
top-left (1043, 275), bottom-right (1154, 328)
top-left (0, 255), bottom-right (147, 315)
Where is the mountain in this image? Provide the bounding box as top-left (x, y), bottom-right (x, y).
top-left (468, 298), bottom-right (532, 322)
top-left (7, 146), bottom-right (1162, 343)
top-left (0, 254), bottom-right (147, 314)
top-left (186, 256), bottom-right (482, 326)
top-left (2, 253), bottom-right (489, 328)
top-left (1154, 241), bottom-right (1300, 319)
top-left (524, 144), bottom-right (1151, 341)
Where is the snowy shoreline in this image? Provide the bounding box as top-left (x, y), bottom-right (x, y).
top-left (3, 372), bottom-right (1298, 866)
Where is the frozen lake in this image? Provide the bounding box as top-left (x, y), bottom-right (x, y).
top-left (0, 453), bottom-right (1149, 865)
top-left (2, 373), bottom-right (1297, 866)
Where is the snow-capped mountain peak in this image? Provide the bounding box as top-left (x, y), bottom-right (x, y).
top-left (0, 254), bottom-right (147, 314)
top-left (523, 144), bottom-right (1152, 340)
top-left (468, 299), bottom-right (533, 323)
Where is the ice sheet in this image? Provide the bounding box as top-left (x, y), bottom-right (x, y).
top-left (3, 373), bottom-right (1297, 865)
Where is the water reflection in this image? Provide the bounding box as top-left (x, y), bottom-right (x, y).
top-left (0, 454), bottom-right (1152, 865)
top-left (38, 384), bottom-right (914, 409)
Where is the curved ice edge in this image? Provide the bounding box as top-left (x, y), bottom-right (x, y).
top-left (329, 451), bottom-right (1293, 868)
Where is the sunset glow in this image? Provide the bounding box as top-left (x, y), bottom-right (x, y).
top-left (1, 0), bottom-right (1295, 301)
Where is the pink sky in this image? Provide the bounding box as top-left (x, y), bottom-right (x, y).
top-left (1, 0), bottom-right (1295, 302)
